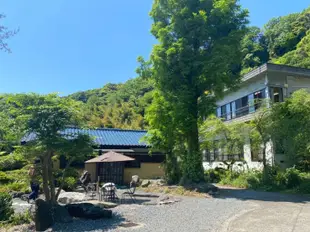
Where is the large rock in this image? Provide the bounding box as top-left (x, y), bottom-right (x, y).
top-left (65, 203), bottom-right (112, 220)
top-left (141, 180), bottom-right (151, 188)
top-left (55, 188), bottom-right (66, 195)
top-left (58, 192), bottom-right (87, 204)
top-left (35, 199), bottom-right (53, 232)
top-left (9, 191), bottom-right (25, 199)
top-left (53, 204), bottom-right (73, 223)
top-left (83, 200), bottom-right (118, 209)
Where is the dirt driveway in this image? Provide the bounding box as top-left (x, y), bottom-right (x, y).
top-left (218, 187), bottom-right (310, 232)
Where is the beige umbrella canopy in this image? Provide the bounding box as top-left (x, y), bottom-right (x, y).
top-left (85, 151), bottom-right (135, 163)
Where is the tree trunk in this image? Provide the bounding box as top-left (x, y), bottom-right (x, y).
top-left (47, 151), bottom-right (56, 204)
top-left (55, 159), bottom-right (73, 200)
top-left (183, 99), bottom-right (204, 183)
top-left (41, 155), bottom-right (50, 202)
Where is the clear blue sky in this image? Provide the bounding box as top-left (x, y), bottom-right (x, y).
top-left (1, 0), bottom-right (309, 95)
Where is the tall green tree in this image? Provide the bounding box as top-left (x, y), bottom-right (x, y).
top-left (9, 94), bottom-right (94, 204)
top-left (141, 0), bottom-right (248, 182)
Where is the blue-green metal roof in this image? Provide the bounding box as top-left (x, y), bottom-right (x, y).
top-left (22, 128), bottom-right (148, 148)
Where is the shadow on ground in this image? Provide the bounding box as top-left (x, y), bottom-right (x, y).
top-left (215, 187), bottom-right (310, 203)
top-left (52, 213), bottom-right (126, 232)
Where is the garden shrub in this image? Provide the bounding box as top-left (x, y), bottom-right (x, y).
top-left (0, 154), bottom-right (27, 171)
top-left (0, 192), bottom-right (14, 222)
top-left (0, 171), bottom-right (13, 184)
top-left (204, 169), bottom-right (224, 183)
top-left (8, 212), bottom-right (32, 226)
top-left (284, 167), bottom-right (301, 188)
top-left (245, 172), bottom-right (262, 189)
top-left (61, 177), bottom-right (77, 191)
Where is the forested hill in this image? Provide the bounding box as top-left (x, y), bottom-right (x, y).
top-left (69, 7), bottom-right (310, 130)
top-left (68, 77), bottom-right (154, 129)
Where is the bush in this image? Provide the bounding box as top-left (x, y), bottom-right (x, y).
top-left (204, 169), bottom-right (225, 183)
top-left (60, 177), bottom-right (77, 191)
top-left (284, 167), bottom-right (301, 188)
top-left (0, 154), bottom-right (27, 171)
top-left (0, 181), bottom-right (30, 193)
top-left (0, 192), bottom-right (14, 222)
top-left (8, 212), bottom-right (32, 226)
top-left (0, 171), bottom-right (13, 184)
top-left (245, 172), bottom-right (262, 189)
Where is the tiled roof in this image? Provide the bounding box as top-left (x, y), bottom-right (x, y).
top-left (21, 127), bottom-right (148, 147)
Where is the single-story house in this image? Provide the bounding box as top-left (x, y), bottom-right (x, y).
top-left (21, 127), bottom-right (165, 184)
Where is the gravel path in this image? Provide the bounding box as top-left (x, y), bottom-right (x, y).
top-left (52, 195), bottom-right (255, 232)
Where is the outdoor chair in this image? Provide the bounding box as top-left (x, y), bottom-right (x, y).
top-left (100, 182), bottom-right (117, 202)
top-left (121, 175), bottom-right (139, 204)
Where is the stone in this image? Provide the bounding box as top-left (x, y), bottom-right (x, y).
top-left (65, 203), bottom-right (112, 220)
top-left (141, 180), bottom-right (151, 188)
top-left (157, 195), bottom-right (181, 205)
top-left (53, 204), bottom-right (73, 223)
top-left (58, 192), bottom-right (87, 204)
top-left (83, 200), bottom-right (118, 209)
top-left (9, 191), bottom-right (25, 199)
top-left (35, 199), bottom-right (53, 232)
top-left (55, 188), bottom-right (66, 195)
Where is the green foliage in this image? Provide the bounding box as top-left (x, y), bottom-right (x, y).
top-left (0, 171), bottom-right (13, 184)
top-left (8, 211), bottom-right (32, 226)
top-left (69, 77), bottom-right (154, 129)
top-left (143, 0), bottom-right (248, 183)
top-left (201, 116), bottom-right (249, 163)
top-left (284, 167), bottom-right (301, 188)
top-left (270, 89), bottom-right (310, 165)
top-left (0, 153), bottom-right (27, 171)
top-left (0, 192), bottom-right (14, 222)
top-left (241, 26), bottom-right (269, 74)
top-left (59, 177), bottom-right (77, 191)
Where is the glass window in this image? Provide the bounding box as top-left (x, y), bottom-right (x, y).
top-left (216, 107), bottom-right (221, 118)
top-left (271, 87), bottom-right (283, 103)
top-left (221, 105), bottom-right (226, 120)
top-left (226, 104), bottom-right (231, 120)
top-left (254, 89), bottom-right (266, 109)
top-left (236, 96), bottom-right (248, 117)
top-left (231, 102), bottom-right (236, 119)
top-left (248, 93), bottom-right (255, 113)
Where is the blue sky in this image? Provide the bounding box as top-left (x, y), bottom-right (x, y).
top-left (0, 0), bottom-right (309, 95)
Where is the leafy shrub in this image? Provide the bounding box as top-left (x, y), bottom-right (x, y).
top-left (0, 171), bottom-right (13, 184)
top-left (284, 167), bottom-right (301, 188)
top-left (204, 169), bottom-right (225, 183)
top-left (61, 177), bottom-right (77, 191)
top-left (245, 172), bottom-right (262, 189)
top-left (0, 154), bottom-right (26, 171)
top-left (0, 181), bottom-right (30, 193)
top-left (9, 212), bottom-right (32, 226)
top-left (0, 192), bottom-right (14, 221)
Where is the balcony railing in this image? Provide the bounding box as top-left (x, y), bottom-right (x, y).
top-left (218, 102), bottom-right (263, 121)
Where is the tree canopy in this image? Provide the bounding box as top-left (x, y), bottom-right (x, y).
top-left (140, 0), bottom-right (249, 182)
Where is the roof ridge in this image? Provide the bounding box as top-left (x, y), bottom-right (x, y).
top-left (66, 126), bottom-right (147, 133)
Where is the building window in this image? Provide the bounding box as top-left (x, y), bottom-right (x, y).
top-left (221, 105), bottom-right (227, 120)
top-left (248, 93), bottom-right (255, 113)
top-left (236, 96), bottom-right (248, 117)
top-left (254, 89), bottom-right (266, 110)
top-left (271, 87), bottom-right (283, 103)
top-left (231, 101), bottom-right (236, 119)
top-left (226, 104), bottom-right (231, 121)
top-left (216, 107), bottom-right (221, 118)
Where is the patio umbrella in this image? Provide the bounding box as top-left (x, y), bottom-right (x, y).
top-left (85, 151), bottom-right (135, 163)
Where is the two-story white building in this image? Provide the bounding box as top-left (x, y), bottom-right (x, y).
top-left (203, 63), bottom-right (310, 171)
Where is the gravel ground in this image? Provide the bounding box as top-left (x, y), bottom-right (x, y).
top-left (52, 195), bottom-right (255, 232)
